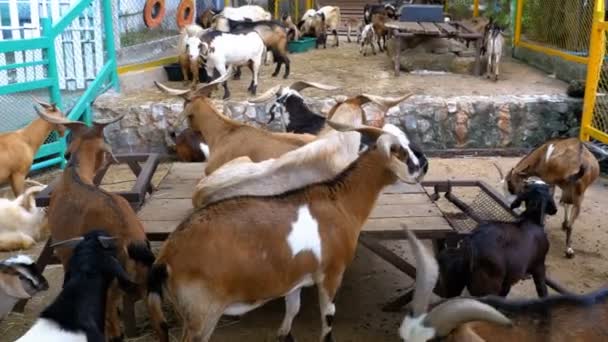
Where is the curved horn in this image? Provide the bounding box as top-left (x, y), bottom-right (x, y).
top-left (154, 81), bottom-right (191, 96)
top-left (33, 105), bottom-right (88, 128)
top-left (101, 143), bottom-right (119, 164)
top-left (360, 93), bottom-right (413, 109)
top-left (248, 85), bottom-right (282, 103)
top-left (51, 237), bottom-right (85, 249)
top-left (403, 224), bottom-right (438, 317)
top-left (193, 67), bottom-right (235, 95)
top-left (326, 121), bottom-right (384, 140)
top-left (289, 81), bottom-right (340, 92)
top-left (32, 95), bottom-right (53, 109)
top-left (492, 161), bottom-right (506, 180)
top-left (424, 298), bottom-right (511, 337)
top-left (332, 95), bottom-right (348, 103)
top-left (93, 112), bottom-right (126, 126)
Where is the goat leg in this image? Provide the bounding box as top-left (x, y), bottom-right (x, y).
top-left (531, 265), bottom-right (548, 297)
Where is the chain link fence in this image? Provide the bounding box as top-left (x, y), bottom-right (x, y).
top-left (519, 0), bottom-right (594, 54)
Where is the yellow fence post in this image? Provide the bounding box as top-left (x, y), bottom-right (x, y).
top-left (514, 0), bottom-right (523, 46)
top-left (473, 0), bottom-right (479, 17)
top-left (580, 0), bottom-right (607, 141)
top-left (295, 0), bottom-right (299, 21)
top-left (225, 0), bottom-right (230, 8)
top-left (274, 0), bottom-right (279, 19)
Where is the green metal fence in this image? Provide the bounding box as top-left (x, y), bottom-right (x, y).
top-left (0, 0), bottom-right (119, 171)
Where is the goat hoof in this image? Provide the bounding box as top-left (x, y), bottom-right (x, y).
top-left (565, 248), bottom-right (575, 258)
top-left (278, 332), bottom-right (296, 342)
top-left (272, 72), bottom-right (279, 77)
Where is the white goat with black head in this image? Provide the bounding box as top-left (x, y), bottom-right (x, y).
top-left (0, 255), bottom-right (48, 320)
top-left (199, 29), bottom-right (266, 99)
top-left (16, 230), bottom-right (137, 342)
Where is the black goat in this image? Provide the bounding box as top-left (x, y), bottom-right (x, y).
top-left (437, 181), bottom-right (558, 299)
top-left (15, 230), bottom-right (137, 342)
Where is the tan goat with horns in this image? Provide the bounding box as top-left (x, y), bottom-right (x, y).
top-left (146, 120), bottom-right (428, 342)
top-left (33, 105), bottom-right (157, 340)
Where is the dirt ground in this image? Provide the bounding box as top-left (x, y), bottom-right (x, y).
top-left (125, 41), bottom-right (568, 104)
top-left (0, 156), bottom-right (605, 342)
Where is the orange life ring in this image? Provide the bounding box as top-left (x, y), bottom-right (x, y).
top-left (143, 0), bottom-right (166, 28)
top-left (176, 0), bottom-right (195, 28)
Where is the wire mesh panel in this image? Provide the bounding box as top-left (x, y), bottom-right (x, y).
top-left (589, 31), bottom-right (608, 141)
top-left (519, 0), bottom-right (594, 54)
top-left (118, 0), bottom-right (182, 48)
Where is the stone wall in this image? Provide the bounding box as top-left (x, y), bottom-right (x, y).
top-left (93, 91), bottom-right (583, 153)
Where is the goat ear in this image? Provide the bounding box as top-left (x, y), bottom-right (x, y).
top-left (0, 271), bottom-right (32, 299)
top-left (106, 256), bottom-right (138, 294)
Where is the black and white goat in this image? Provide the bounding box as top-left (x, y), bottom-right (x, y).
top-left (199, 29), bottom-right (266, 99)
top-left (437, 180), bottom-right (558, 299)
top-left (363, 3), bottom-right (397, 24)
top-left (0, 255), bottom-right (48, 320)
top-left (483, 18), bottom-right (504, 81)
top-left (359, 23), bottom-right (377, 56)
top-left (15, 230), bottom-right (137, 342)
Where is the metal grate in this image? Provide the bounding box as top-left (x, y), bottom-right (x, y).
top-left (443, 186), bottom-right (518, 234)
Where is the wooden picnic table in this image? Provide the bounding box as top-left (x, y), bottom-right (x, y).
top-left (385, 20), bottom-right (484, 77)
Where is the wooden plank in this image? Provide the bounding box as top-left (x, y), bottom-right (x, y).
top-left (376, 194), bottom-right (434, 205)
top-left (364, 216), bottom-right (452, 232)
top-left (370, 204), bottom-right (442, 218)
top-left (143, 220), bottom-right (180, 235)
top-left (385, 20), bottom-right (426, 33)
top-left (383, 182), bottom-right (425, 194)
top-left (437, 22), bottom-right (457, 35)
top-left (154, 181), bottom-right (197, 199)
top-left (164, 163), bottom-right (205, 181)
top-left (419, 22), bottom-right (441, 35)
top-left (138, 198), bottom-right (193, 221)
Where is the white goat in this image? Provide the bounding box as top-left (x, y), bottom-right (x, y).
top-left (484, 22), bottom-right (504, 81)
top-left (200, 30), bottom-right (266, 99)
top-left (0, 185), bottom-right (47, 252)
top-left (219, 5), bottom-right (271, 22)
top-left (178, 24), bottom-right (207, 87)
top-left (359, 23), bottom-right (376, 56)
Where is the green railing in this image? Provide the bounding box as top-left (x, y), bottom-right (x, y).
top-left (0, 0), bottom-right (119, 171)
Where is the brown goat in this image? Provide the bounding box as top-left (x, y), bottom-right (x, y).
top-left (196, 8), bottom-right (217, 28)
top-left (371, 12), bottom-right (390, 52)
top-left (33, 106), bottom-right (157, 340)
top-left (0, 98), bottom-right (66, 196)
top-left (146, 121), bottom-right (428, 342)
top-left (172, 128), bottom-right (207, 162)
top-left (282, 14), bottom-right (301, 41)
top-left (495, 137), bottom-right (600, 258)
top-left (154, 72), bottom-right (316, 175)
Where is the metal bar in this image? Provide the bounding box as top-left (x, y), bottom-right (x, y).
top-left (41, 18), bottom-right (63, 110)
top-left (0, 78), bottom-right (53, 96)
top-left (65, 60), bottom-right (114, 122)
top-left (30, 157), bottom-right (65, 172)
top-left (581, 2), bottom-right (607, 141)
top-left (444, 191), bottom-right (485, 223)
top-left (0, 37), bottom-right (48, 54)
top-left (101, 0), bottom-right (120, 91)
top-left (0, 59), bottom-right (49, 72)
top-left (514, 0), bottom-right (523, 46)
top-left (473, 0), bottom-right (479, 17)
top-left (584, 126), bottom-right (608, 144)
top-left (518, 41), bottom-right (589, 64)
top-left (52, 0), bottom-right (95, 36)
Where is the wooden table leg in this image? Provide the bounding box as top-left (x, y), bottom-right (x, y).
top-left (394, 30), bottom-right (402, 77)
top-left (14, 238), bottom-right (55, 312)
top-left (123, 295), bottom-right (138, 338)
top-left (474, 37), bottom-right (482, 76)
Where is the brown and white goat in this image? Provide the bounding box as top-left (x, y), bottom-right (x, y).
top-left (371, 12), bottom-right (390, 52)
top-left (171, 128), bottom-right (207, 162)
top-left (178, 24), bottom-right (206, 87)
top-left (400, 225), bottom-right (608, 342)
top-left (0, 255), bottom-right (48, 320)
top-left (0, 98), bottom-right (66, 196)
top-left (154, 72), bottom-right (316, 175)
top-left (495, 137), bottom-right (600, 258)
top-left (147, 121), bottom-right (428, 342)
top-left (33, 105), bottom-right (157, 340)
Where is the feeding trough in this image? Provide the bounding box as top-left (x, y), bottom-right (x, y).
top-left (163, 63), bottom-right (210, 83)
top-left (288, 37), bottom-right (316, 53)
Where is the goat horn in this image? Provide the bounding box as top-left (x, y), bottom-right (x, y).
top-left (332, 95), bottom-right (348, 103)
top-left (154, 81), bottom-right (191, 96)
top-left (93, 113), bottom-right (126, 126)
top-left (101, 143), bottom-right (119, 164)
top-left (290, 81), bottom-right (340, 92)
top-left (424, 298), bottom-right (511, 337)
top-left (360, 93), bottom-right (413, 109)
top-left (33, 105), bottom-right (88, 128)
top-left (32, 95), bottom-right (52, 108)
top-left (51, 237), bottom-right (85, 249)
top-left (194, 67), bottom-right (235, 94)
top-left (326, 120), bottom-right (385, 139)
top-left (24, 179), bottom-right (45, 187)
top-left (492, 161), bottom-right (506, 180)
top-left (248, 85), bottom-right (282, 103)
top-left (402, 224), bottom-right (438, 317)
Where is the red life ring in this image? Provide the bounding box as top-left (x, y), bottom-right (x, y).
top-left (143, 0), bottom-right (166, 28)
top-left (176, 0), bottom-right (195, 28)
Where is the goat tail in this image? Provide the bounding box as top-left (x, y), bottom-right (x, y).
top-left (127, 241), bottom-right (156, 267)
top-left (147, 263), bottom-right (170, 342)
